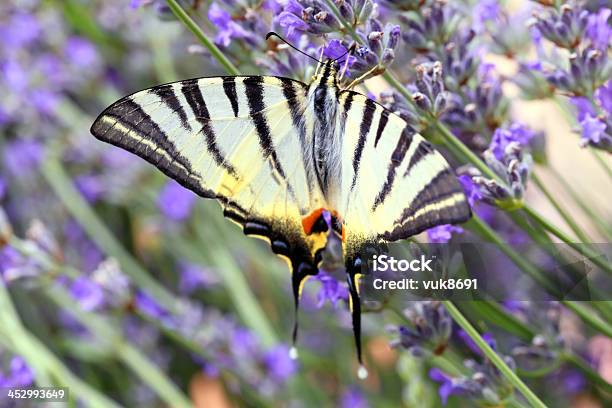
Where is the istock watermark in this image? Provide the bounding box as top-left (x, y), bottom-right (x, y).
top-left (372, 254), bottom-right (434, 272)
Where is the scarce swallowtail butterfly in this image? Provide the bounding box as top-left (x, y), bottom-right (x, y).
top-left (90, 45), bottom-right (471, 377)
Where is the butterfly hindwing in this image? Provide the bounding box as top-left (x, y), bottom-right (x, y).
top-left (337, 92), bottom-right (471, 252)
top-left (334, 92), bottom-right (471, 365)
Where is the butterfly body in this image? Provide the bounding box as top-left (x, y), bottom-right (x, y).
top-left (91, 59), bottom-right (471, 372)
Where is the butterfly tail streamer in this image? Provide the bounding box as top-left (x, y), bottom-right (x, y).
top-left (290, 266), bottom-right (313, 359)
top-left (346, 256), bottom-right (368, 379)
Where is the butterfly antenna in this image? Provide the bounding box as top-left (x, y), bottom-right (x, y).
top-left (338, 43), bottom-right (357, 80)
top-left (266, 32), bottom-right (322, 64)
top-left (334, 42), bottom-right (357, 63)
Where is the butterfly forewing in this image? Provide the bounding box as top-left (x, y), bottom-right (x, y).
top-left (90, 76), bottom-right (328, 274)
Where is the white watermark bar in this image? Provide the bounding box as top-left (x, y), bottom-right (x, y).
top-left (356, 243), bottom-right (612, 301)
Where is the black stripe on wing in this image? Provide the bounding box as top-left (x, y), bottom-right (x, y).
top-left (374, 109), bottom-right (389, 148)
top-left (350, 98), bottom-right (377, 191)
top-left (280, 78), bottom-right (315, 192)
top-left (181, 79), bottom-right (240, 180)
top-left (150, 84), bottom-right (192, 132)
top-left (372, 125), bottom-right (414, 210)
top-left (243, 76), bottom-right (293, 185)
top-left (403, 140), bottom-right (435, 177)
top-left (222, 77), bottom-right (240, 117)
top-left (90, 98), bottom-right (213, 198)
top-left (383, 168), bottom-right (471, 241)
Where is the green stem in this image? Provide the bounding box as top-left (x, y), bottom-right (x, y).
top-left (42, 151), bottom-right (179, 309)
top-left (192, 208), bottom-right (278, 346)
top-left (443, 301), bottom-right (548, 408)
top-left (548, 166), bottom-right (612, 240)
top-left (563, 353), bottom-right (612, 393)
top-left (591, 149), bottom-right (612, 181)
top-left (0, 283), bottom-right (123, 408)
top-left (562, 301), bottom-right (612, 338)
top-left (118, 343), bottom-right (192, 408)
top-left (522, 206), bottom-right (612, 276)
top-left (46, 286), bottom-right (192, 408)
top-left (531, 173), bottom-right (591, 243)
top-left (467, 216), bottom-right (561, 296)
top-left (165, 0), bottom-right (239, 75)
top-left (457, 300), bottom-right (534, 341)
top-left (471, 213), bottom-right (612, 334)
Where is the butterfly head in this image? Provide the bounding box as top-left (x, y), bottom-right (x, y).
top-left (311, 59), bottom-right (340, 87)
top-left (307, 60), bottom-right (342, 116)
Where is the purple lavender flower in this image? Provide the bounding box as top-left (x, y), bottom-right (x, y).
top-left (460, 126), bottom-right (533, 209)
top-left (63, 219), bottom-right (104, 273)
top-left (64, 37), bottom-right (100, 69)
top-left (263, 345), bottom-right (297, 381)
top-left (134, 290), bottom-right (171, 322)
top-left (411, 61), bottom-right (449, 118)
top-left (0, 12), bottom-right (41, 50)
top-left (340, 387), bottom-right (369, 408)
top-left (3, 139), bottom-right (44, 177)
top-left (277, 10), bottom-right (309, 38)
top-left (314, 270), bottom-right (349, 308)
top-left (578, 114), bottom-right (612, 151)
top-left (156, 180), bottom-right (197, 222)
top-left (457, 329), bottom-right (496, 356)
top-left (429, 368), bottom-right (473, 405)
top-left (570, 96), bottom-right (596, 121)
top-left (130, 0), bottom-right (147, 9)
top-left (531, 4), bottom-right (588, 50)
top-left (458, 174), bottom-right (484, 206)
top-left (178, 261), bottom-right (219, 295)
top-left (489, 124), bottom-right (535, 161)
top-left (545, 47), bottom-right (610, 97)
top-left (0, 356), bottom-right (34, 388)
top-left (0, 245), bottom-right (41, 282)
top-left (74, 174), bottom-right (106, 203)
top-left (70, 277), bottom-right (105, 311)
top-left (595, 81), bottom-right (612, 114)
top-left (208, 3), bottom-right (255, 47)
top-left (231, 327), bottom-right (260, 357)
top-left (391, 301), bottom-right (452, 356)
top-left (580, 114), bottom-right (607, 144)
top-left (322, 40), bottom-right (356, 70)
top-left (443, 62), bottom-right (508, 136)
top-left (472, 0), bottom-right (500, 33)
top-left (276, 1), bottom-right (341, 36)
top-left (0, 177), bottom-right (6, 200)
top-left (31, 88), bottom-right (60, 116)
top-left (585, 8), bottom-right (611, 51)
top-left (2, 60), bottom-right (29, 93)
top-left (561, 369), bottom-right (586, 394)
top-left (91, 258), bottom-right (131, 305)
top-left (427, 225), bottom-right (463, 243)
top-left (514, 61), bottom-right (554, 100)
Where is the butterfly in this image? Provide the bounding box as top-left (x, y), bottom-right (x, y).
top-left (90, 51), bottom-right (471, 377)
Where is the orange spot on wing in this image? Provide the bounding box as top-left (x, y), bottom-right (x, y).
top-left (302, 208), bottom-right (325, 235)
